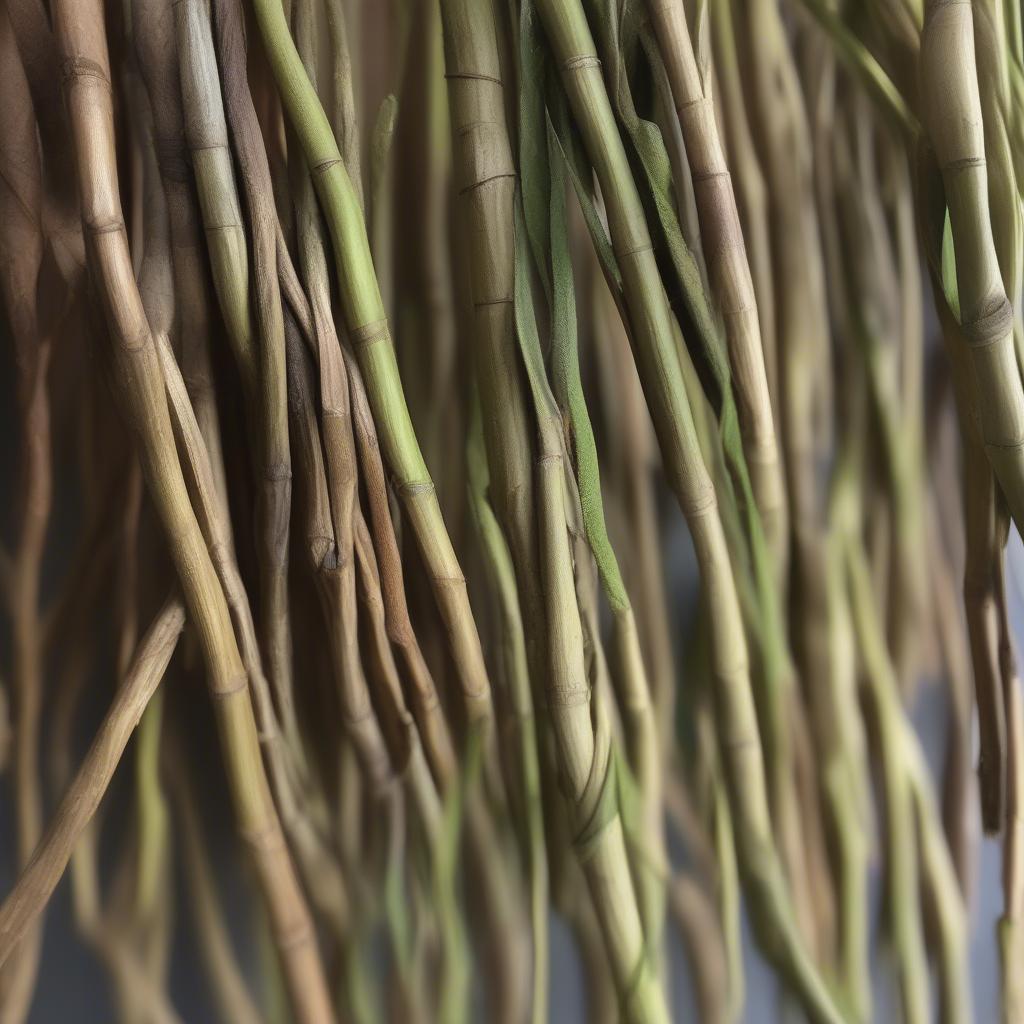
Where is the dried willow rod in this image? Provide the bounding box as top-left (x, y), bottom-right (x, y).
top-left (922, 1), bottom-right (1024, 534)
top-left (0, 6), bottom-right (49, 1017)
top-left (0, 597), bottom-right (184, 966)
top-left (646, 0), bottom-right (787, 570)
top-left (534, 1), bottom-right (839, 1019)
top-left (132, 0), bottom-right (230, 513)
top-left (251, 0), bottom-right (495, 734)
top-left (175, 0), bottom-right (299, 756)
top-left (133, 5), bottom-right (345, 928)
top-left (51, 4), bottom-right (334, 1019)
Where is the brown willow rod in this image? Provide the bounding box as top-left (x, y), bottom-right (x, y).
top-left (208, 0), bottom-right (295, 754)
top-left (282, 253), bottom-right (457, 787)
top-left (251, 0), bottom-right (495, 733)
top-left (132, 0), bottom-right (231, 513)
top-left (132, 15), bottom-right (312, 828)
top-left (51, 3), bottom-right (334, 1018)
top-left (646, 0), bottom-right (787, 571)
top-left (156, 328), bottom-right (351, 931)
top-left (0, 597), bottom-right (184, 966)
top-left (534, 1), bottom-right (840, 1019)
top-left (118, 91), bottom-right (175, 1001)
top-left (174, 0), bottom-right (300, 755)
top-left (0, 8), bottom-right (49, 1018)
top-left (283, 314), bottom-right (394, 790)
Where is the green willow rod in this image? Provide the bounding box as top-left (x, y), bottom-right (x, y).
top-left (437, 3), bottom-right (548, 1018)
top-left (513, 199), bottom-right (668, 1024)
top-left (532, 1), bottom-right (840, 1019)
top-left (646, 0), bottom-right (788, 571)
top-left (542, 97), bottom-right (667, 965)
top-left (250, 0), bottom-right (494, 732)
top-left (466, 393), bottom-right (549, 1024)
top-left (562, 0), bottom-right (815, 959)
top-left (922, 0), bottom-right (1024, 534)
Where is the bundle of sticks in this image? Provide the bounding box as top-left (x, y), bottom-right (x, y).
top-left (1, 0), bottom-right (1022, 1021)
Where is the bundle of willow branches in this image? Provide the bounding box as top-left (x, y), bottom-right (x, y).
top-left (1, 0), bottom-right (1022, 1021)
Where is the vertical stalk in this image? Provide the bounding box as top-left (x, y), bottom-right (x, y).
top-left (534, 2), bottom-right (840, 1019)
top-left (52, 4), bottom-right (334, 1018)
top-left (251, 0), bottom-right (495, 732)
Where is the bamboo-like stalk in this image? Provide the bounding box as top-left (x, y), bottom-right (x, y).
top-left (251, 0), bottom-right (495, 733)
top-left (0, 597), bottom-right (184, 965)
top-left (132, 0), bottom-right (230, 512)
top-left (710, 0), bottom-right (779, 422)
top-left (51, 5), bottom-right (334, 1019)
top-left (208, 0), bottom-right (295, 751)
top-left (174, 0), bottom-right (300, 755)
top-left (510, 197), bottom-right (668, 1021)
top-left (921, 0), bottom-right (1024, 531)
top-left (534, 2), bottom-right (840, 1019)
top-left (646, 0), bottom-right (787, 572)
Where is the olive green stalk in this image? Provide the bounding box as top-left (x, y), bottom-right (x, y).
top-left (922, 0), bottom-right (1024, 532)
top-left (466, 396), bottom-right (549, 1024)
top-left (251, 0), bottom-right (495, 731)
top-left (710, 0), bottom-right (778, 421)
top-left (542, 114), bottom-right (667, 961)
top-left (52, 4), bottom-right (334, 1017)
top-left (848, 534), bottom-right (972, 1024)
top-left (646, 0), bottom-right (787, 571)
top-left (512, 195), bottom-right (668, 1021)
top-left (534, 2), bottom-right (840, 1019)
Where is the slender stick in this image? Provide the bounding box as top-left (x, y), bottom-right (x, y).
top-left (646, 0), bottom-right (787, 570)
top-left (922, 0), bottom-right (1024, 531)
top-left (52, 5), bottom-right (334, 1017)
top-left (534, 2), bottom-right (840, 1019)
top-left (251, 0), bottom-right (495, 732)
top-left (0, 598), bottom-right (184, 966)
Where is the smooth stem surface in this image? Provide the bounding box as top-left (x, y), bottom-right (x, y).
top-left (0, 598), bottom-right (184, 966)
top-left (534, 2), bottom-right (840, 1019)
top-left (251, 0), bottom-right (494, 730)
top-left (52, 4), bottom-right (334, 1017)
